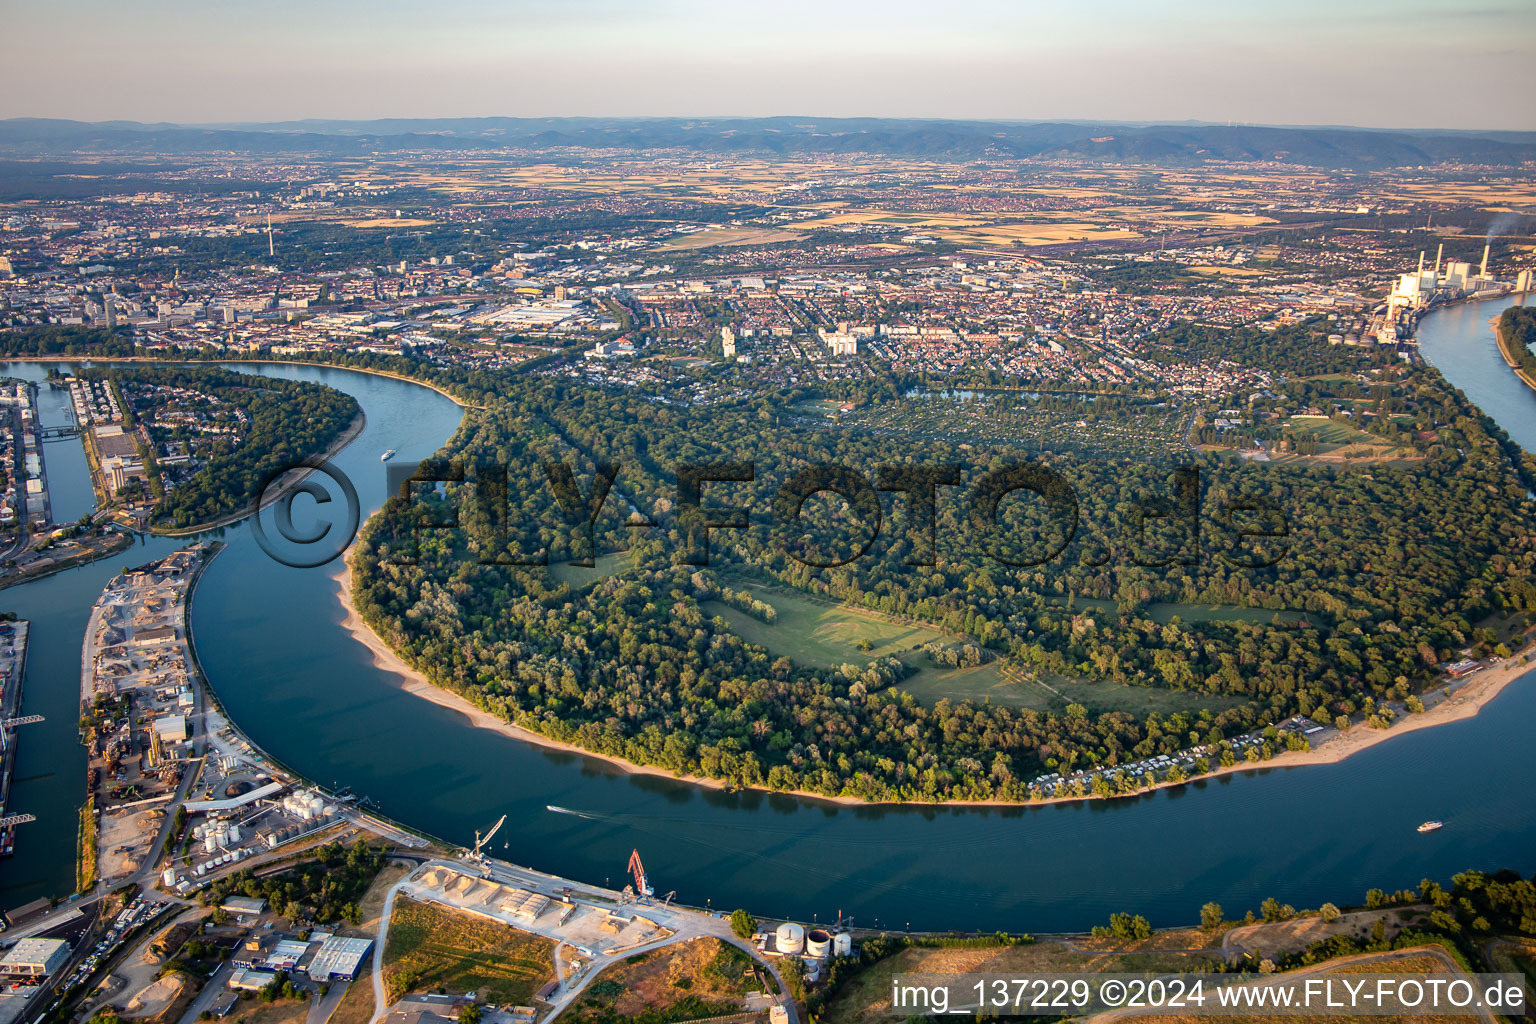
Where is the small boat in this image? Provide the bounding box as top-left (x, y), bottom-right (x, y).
top-left (380, 449), bottom-right (397, 462)
top-left (1417, 820), bottom-right (1444, 833)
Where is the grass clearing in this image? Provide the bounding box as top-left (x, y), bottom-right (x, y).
top-left (704, 575), bottom-right (1059, 709)
top-left (706, 575), bottom-right (1245, 713)
top-left (889, 661), bottom-right (1047, 709)
top-left (1145, 603), bottom-right (1307, 626)
top-left (357, 858), bottom-right (415, 929)
top-left (382, 896), bottom-right (555, 1005)
top-left (547, 550), bottom-right (636, 589)
top-left (1064, 597), bottom-right (1306, 627)
top-left (702, 594), bottom-right (941, 666)
top-left (561, 938), bottom-right (763, 1023)
top-left (324, 979), bottom-right (374, 1024)
top-left (1513, 953), bottom-right (1536, 989)
top-left (1045, 675), bottom-right (1245, 717)
top-left (224, 999), bottom-right (311, 1024)
top-left (822, 942), bottom-right (1222, 1023)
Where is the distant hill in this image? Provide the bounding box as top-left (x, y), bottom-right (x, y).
top-left (2, 116), bottom-right (1534, 168)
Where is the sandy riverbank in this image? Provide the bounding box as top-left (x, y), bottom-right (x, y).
top-left (330, 553), bottom-right (1534, 808)
top-left (329, 554), bottom-right (792, 797)
top-left (1492, 315), bottom-right (1536, 395)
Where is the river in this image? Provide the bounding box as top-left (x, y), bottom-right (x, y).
top-left (2, 302), bottom-right (1533, 931)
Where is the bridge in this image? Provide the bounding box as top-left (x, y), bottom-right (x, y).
top-left (38, 424), bottom-right (81, 439)
top-left (3, 714), bottom-right (44, 728)
top-left (0, 813), bottom-right (37, 829)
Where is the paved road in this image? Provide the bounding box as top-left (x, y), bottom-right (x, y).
top-left (307, 977), bottom-right (352, 1024)
top-left (175, 962), bottom-right (233, 1024)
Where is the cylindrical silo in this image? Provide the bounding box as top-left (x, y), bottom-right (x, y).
top-left (806, 929), bottom-right (831, 958)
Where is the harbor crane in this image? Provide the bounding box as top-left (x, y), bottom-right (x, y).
top-left (627, 848), bottom-right (654, 899)
top-left (469, 814), bottom-right (506, 863)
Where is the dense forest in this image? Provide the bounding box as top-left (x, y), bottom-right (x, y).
top-left (1499, 305), bottom-right (1536, 381)
top-left (83, 365), bottom-right (360, 530)
top-left (338, 321), bottom-right (1536, 802)
top-left (0, 324), bottom-right (139, 356)
top-left (11, 321), bottom-right (1533, 802)
top-left (199, 841), bottom-right (384, 924)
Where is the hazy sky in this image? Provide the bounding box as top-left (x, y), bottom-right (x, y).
top-left (4, 0), bottom-right (1533, 129)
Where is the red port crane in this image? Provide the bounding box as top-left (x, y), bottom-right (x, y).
top-left (627, 848), bottom-right (654, 898)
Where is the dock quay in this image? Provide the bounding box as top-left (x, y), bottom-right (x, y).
top-left (0, 618), bottom-right (35, 858)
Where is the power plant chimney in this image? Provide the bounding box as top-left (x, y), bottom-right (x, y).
top-left (1434, 243), bottom-right (1443, 274)
top-left (1417, 251), bottom-right (1425, 274)
top-left (1480, 244), bottom-right (1490, 278)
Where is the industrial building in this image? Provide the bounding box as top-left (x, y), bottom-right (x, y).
top-left (220, 896), bottom-right (267, 917)
top-left (227, 967), bottom-right (278, 991)
top-left (306, 935), bottom-right (374, 981)
top-left (0, 937), bottom-right (70, 978)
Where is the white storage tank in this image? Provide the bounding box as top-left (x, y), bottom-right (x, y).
top-left (806, 928), bottom-right (831, 958)
top-left (162, 868), bottom-right (177, 888)
top-left (195, 864), bottom-right (207, 877)
top-left (227, 824), bottom-right (241, 843)
top-left (204, 832), bottom-right (218, 853)
top-left (833, 932), bottom-right (853, 957)
top-left (775, 922), bottom-right (805, 955)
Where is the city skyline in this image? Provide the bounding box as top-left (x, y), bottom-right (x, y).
top-left (3, 0), bottom-right (1534, 130)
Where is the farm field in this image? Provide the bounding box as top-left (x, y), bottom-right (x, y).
top-left (382, 897), bottom-right (555, 1005)
top-left (659, 226), bottom-right (802, 249)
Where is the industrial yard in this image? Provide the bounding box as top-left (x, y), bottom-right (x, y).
top-left (0, 618), bottom-right (35, 860)
top-left (400, 864), bottom-right (673, 963)
top-left (79, 546), bottom-right (210, 888)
